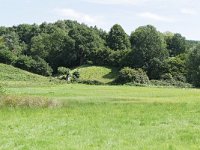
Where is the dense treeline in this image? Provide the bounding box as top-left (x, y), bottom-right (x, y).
top-left (0, 20), bottom-right (200, 87)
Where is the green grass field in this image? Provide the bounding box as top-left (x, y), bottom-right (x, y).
top-left (1, 63), bottom-right (200, 149)
top-left (73, 65), bottom-right (119, 84)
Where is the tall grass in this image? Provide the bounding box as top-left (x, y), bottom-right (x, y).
top-left (0, 95), bottom-right (64, 108)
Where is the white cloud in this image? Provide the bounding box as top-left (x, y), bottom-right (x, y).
top-left (54, 8), bottom-right (104, 26)
top-left (138, 12), bottom-right (174, 22)
top-left (83, 0), bottom-right (166, 5)
top-left (83, 0), bottom-right (146, 5)
top-left (180, 8), bottom-right (197, 15)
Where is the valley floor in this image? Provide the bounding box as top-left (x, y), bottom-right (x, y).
top-left (1, 84), bottom-right (200, 149)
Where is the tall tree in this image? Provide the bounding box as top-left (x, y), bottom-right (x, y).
top-left (107, 24), bottom-right (131, 50)
top-left (69, 25), bottom-right (105, 65)
top-left (187, 44), bottom-right (200, 87)
top-left (167, 33), bottom-right (186, 56)
top-left (130, 25), bottom-right (168, 68)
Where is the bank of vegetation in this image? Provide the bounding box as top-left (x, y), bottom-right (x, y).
top-left (0, 20), bottom-right (199, 87)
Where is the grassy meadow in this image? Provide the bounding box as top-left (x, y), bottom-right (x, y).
top-left (1, 63), bottom-right (200, 149)
top-left (73, 65), bottom-right (119, 84)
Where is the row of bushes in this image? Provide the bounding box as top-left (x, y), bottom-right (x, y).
top-left (55, 66), bottom-right (192, 88)
top-left (0, 50), bottom-right (52, 76)
top-left (114, 67), bottom-right (192, 88)
top-left (57, 67), bottom-right (80, 82)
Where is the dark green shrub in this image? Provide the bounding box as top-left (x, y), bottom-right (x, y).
top-left (160, 73), bottom-right (173, 80)
top-left (31, 57), bottom-right (53, 76)
top-left (166, 54), bottom-right (187, 81)
top-left (0, 49), bottom-right (16, 64)
top-left (57, 67), bottom-right (70, 75)
top-left (14, 55), bottom-right (53, 76)
top-left (173, 74), bottom-right (186, 82)
top-left (147, 58), bottom-right (168, 80)
top-left (116, 67), bottom-right (149, 84)
top-left (72, 70), bottom-right (80, 80)
top-left (187, 45), bottom-right (200, 87)
top-left (150, 80), bottom-right (192, 88)
top-left (14, 55), bottom-right (33, 71)
top-left (78, 80), bottom-right (104, 85)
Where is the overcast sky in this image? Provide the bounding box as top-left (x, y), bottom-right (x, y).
top-left (0, 0), bottom-right (200, 40)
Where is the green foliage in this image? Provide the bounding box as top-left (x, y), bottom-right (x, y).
top-left (72, 70), bottom-right (80, 81)
top-left (107, 24), bottom-right (131, 50)
top-left (160, 73), bottom-right (173, 80)
top-left (0, 20), bottom-right (197, 87)
top-left (116, 67), bottom-right (149, 84)
top-left (14, 55), bottom-right (34, 71)
top-left (78, 80), bottom-right (104, 85)
top-left (87, 48), bottom-right (111, 66)
top-left (147, 58), bottom-right (168, 80)
top-left (15, 24), bottom-right (40, 45)
top-left (165, 54), bottom-right (187, 82)
top-left (31, 57), bottom-right (53, 76)
top-left (68, 25), bottom-right (105, 65)
top-left (14, 55), bottom-right (52, 76)
top-left (0, 49), bottom-right (16, 64)
top-left (150, 80), bottom-right (192, 88)
top-left (166, 33), bottom-right (187, 56)
top-left (30, 33), bottom-right (50, 58)
top-left (109, 49), bottom-right (131, 67)
top-left (187, 44), bottom-right (200, 87)
top-left (130, 25), bottom-right (168, 68)
top-left (57, 67), bottom-right (70, 75)
top-left (2, 32), bottom-right (23, 54)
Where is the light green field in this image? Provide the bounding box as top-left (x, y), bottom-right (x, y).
top-left (73, 65), bottom-right (119, 83)
top-left (1, 63), bottom-right (200, 149)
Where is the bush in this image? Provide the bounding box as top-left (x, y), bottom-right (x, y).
top-left (57, 67), bottom-right (70, 75)
top-left (150, 80), bottom-right (192, 88)
top-left (14, 55), bottom-right (33, 71)
top-left (72, 70), bottom-right (80, 81)
top-left (116, 67), bottom-right (149, 84)
top-left (78, 80), bottom-right (104, 85)
top-left (173, 74), bottom-right (186, 82)
top-left (0, 49), bottom-right (16, 64)
top-left (14, 55), bottom-right (53, 76)
top-left (165, 54), bottom-right (187, 81)
top-left (160, 73), bottom-right (173, 80)
top-left (147, 58), bottom-right (168, 80)
top-left (31, 57), bottom-right (53, 76)
top-left (187, 45), bottom-right (200, 87)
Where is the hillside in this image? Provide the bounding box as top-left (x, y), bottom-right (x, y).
top-left (0, 63), bottom-right (51, 87)
top-left (72, 65), bottom-right (119, 84)
top-left (0, 63), bottom-right (49, 82)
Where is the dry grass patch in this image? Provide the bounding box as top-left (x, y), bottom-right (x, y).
top-left (0, 95), bottom-right (64, 108)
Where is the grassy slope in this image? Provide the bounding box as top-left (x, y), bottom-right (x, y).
top-left (73, 65), bottom-right (119, 83)
top-left (0, 63), bottom-right (48, 81)
top-left (0, 63), bottom-right (52, 87)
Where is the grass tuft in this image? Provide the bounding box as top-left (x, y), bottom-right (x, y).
top-left (0, 95), bottom-right (64, 108)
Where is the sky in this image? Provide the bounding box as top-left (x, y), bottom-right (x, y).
top-left (0, 0), bottom-right (200, 40)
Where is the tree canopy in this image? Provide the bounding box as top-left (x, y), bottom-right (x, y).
top-left (0, 20), bottom-right (199, 87)
top-left (107, 24), bottom-right (131, 50)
